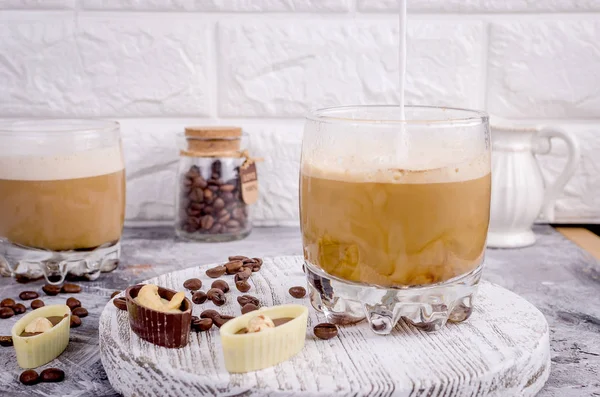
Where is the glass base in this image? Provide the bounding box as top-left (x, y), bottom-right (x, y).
top-left (175, 228), bottom-right (252, 243)
top-left (0, 240), bottom-right (121, 284)
top-left (305, 261), bottom-right (482, 335)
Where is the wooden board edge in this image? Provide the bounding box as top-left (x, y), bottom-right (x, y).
top-left (555, 227), bottom-right (600, 260)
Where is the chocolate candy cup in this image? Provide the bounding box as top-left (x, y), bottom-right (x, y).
top-left (125, 284), bottom-right (192, 349)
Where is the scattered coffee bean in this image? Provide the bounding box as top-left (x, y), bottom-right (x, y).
top-left (205, 266), bottom-right (226, 278)
top-left (314, 323), bottom-right (338, 340)
top-left (235, 281), bottom-right (251, 293)
top-left (113, 297), bottom-right (127, 311)
top-left (42, 284), bottom-right (61, 296)
top-left (241, 303), bottom-right (258, 314)
top-left (211, 280), bottom-right (229, 293)
top-left (72, 307), bottom-right (88, 318)
top-left (252, 258), bottom-right (263, 266)
top-left (213, 315), bottom-right (234, 328)
top-left (289, 286), bottom-right (307, 299)
top-left (31, 299), bottom-right (45, 310)
top-left (12, 303), bottom-right (26, 315)
top-left (0, 298), bottom-right (15, 308)
top-left (61, 283), bottom-right (81, 293)
top-left (19, 291), bottom-right (38, 300)
top-left (0, 336), bottom-right (13, 347)
top-left (224, 260), bottom-right (243, 275)
top-left (191, 317), bottom-right (213, 332)
top-left (237, 295), bottom-right (259, 307)
top-left (66, 297), bottom-right (81, 310)
top-left (200, 309), bottom-right (220, 320)
top-left (40, 368), bottom-right (65, 383)
top-left (207, 288), bottom-right (226, 306)
top-left (70, 315), bottom-right (82, 328)
top-left (229, 255), bottom-right (249, 262)
top-left (0, 307), bottom-right (15, 319)
top-left (234, 268), bottom-right (252, 282)
top-left (19, 369), bottom-right (39, 386)
top-left (192, 291), bottom-right (207, 304)
top-left (183, 278), bottom-right (203, 291)
top-left (110, 291), bottom-right (121, 299)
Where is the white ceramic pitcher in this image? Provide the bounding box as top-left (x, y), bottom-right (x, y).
top-left (488, 124), bottom-right (580, 248)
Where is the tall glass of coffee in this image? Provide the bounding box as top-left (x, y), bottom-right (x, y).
top-left (301, 106), bottom-right (491, 334)
top-left (0, 120), bottom-right (126, 284)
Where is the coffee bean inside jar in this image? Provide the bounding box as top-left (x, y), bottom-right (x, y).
top-left (175, 126), bottom-right (257, 242)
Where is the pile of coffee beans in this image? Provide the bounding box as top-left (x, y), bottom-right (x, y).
top-left (19, 368), bottom-right (65, 386)
top-left (179, 161), bottom-right (249, 236)
top-left (0, 283), bottom-right (83, 321)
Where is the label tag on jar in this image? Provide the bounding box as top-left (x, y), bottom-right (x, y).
top-left (240, 159), bottom-right (259, 204)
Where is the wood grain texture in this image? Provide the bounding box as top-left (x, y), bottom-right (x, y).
top-left (556, 227), bottom-right (600, 260)
top-left (99, 256), bottom-right (551, 397)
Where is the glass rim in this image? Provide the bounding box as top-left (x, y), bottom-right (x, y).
top-left (0, 119), bottom-right (120, 137)
top-left (305, 105), bottom-right (489, 126)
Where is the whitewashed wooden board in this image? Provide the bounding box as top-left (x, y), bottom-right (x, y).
top-left (99, 256), bottom-right (551, 397)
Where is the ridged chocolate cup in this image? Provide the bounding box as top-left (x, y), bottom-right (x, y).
top-left (126, 284), bottom-right (192, 348)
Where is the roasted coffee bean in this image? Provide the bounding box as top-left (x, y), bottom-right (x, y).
top-left (204, 189), bottom-right (214, 201)
top-left (192, 291), bottom-right (207, 304)
top-left (19, 291), bottom-right (38, 300)
top-left (217, 212), bottom-right (231, 224)
top-left (66, 297), bottom-right (81, 310)
top-left (237, 295), bottom-right (259, 307)
top-left (252, 258), bottom-right (263, 266)
top-left (235, 281), bottom-right (251, 293)
top-left (200, 309), bottom-right (220, 320)
top-left (205, 265), bottom-right (226, 278)
top-left (231, 207), bottom-right (244, 220)
top-left (242, 258), bottom-right (256, 265)
top-left (314, 323), bottom-right (338, 340)
top-left (200, 215), bottom-right (215, 230)
top-left (70, 315), bottom-right (82, 328)
top-left (208, 178), bottom-right (221, 187)
top-left (1, 298), bottom-right (15, 308)
top-left (61, 283), bottom-right (81, 293)
top-left (207, 288), bottom-right (226, 306)
top-left (113, 297), bottom-right (127, 311)
top-left (234, 268), bottom-right (252, 282)
top-left (40, 368), bottom-right (65, 383)
top-left (19, 369), bottom-right (39, 386)
top-left (226, 219), bottom-right (240, 228)
top-left (72, 307), bottom-right (88, 318)
top-left (211, 279), bottom-right (229, 293)
top-left (220, 184), bottom-right (235, 192)
top-left (213, 315), bottom-right (234, 328)
top-left (0, 336), bottom-right (13, 346)
top-left (188, 187), bottom-right (204, 202)
top-left (211, 160), bottom-right (222, 177)
top-left (289, 286), bottom-right (307, 299)
top-left (229, 255), bottom-right (249, 262)
top-left (241, 303), bottom-right (259, 314)
top-left (183, 278), bottom-right (202, 291)
top-left (186, 166), bottom-right (200, 178)
top-left (203, 205), bottom-right (214, 214)
top-left (0, 307), bottom-right (15, 319)
top-left (221, 192), bottom-right (235, 202)
top-left (12, 303), bottom-right (26, 315)
top-left (110, 291), bottom-right (121, 299)
top-left (192, 175), bottom-right (208, 189)
top-left (213, 198), bottom-right (225, 210)
top-left (224, 260), bottom-right (243, 274)
top-left (31, 299), bottom-right (45, 310)
top-left (210, 223), bottom-right (224, 234)
top-left (191, 317), bottom-right (213, 332)
top-left (190, 202), bottom-right (204, 211)
top-left (42, 284), bottom-right (62, 296)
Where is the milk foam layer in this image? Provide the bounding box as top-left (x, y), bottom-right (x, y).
top-left (302, 153), bottom-right (490, 184)
top-left (0, 146), bottom-right (124, 181)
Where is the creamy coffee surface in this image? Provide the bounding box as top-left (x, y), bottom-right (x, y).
top-left (300, 154), bottom-right (491, 287)
top-left (0, 146), bottom-right (124, 181)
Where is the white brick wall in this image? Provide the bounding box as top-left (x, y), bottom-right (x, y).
top-left (0, 1), bottom-right (599, 225)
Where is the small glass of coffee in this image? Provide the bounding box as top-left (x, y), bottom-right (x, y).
top-left (301, 105), bottom-right (491, 334)
top-left (0, 120), bottom-right (126, 284)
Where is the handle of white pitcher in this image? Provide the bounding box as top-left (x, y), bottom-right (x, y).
top-left (533, 127), bottom-right (580, 222)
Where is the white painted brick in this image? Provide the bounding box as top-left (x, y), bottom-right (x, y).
top-left (120, 120), bottom-right (303, 225)
top-left (0, 17), bottom-right (211, 117)
top-left (488, 21), bottom-right (600, 119)
top-left (82, 0), bottom-right (348, 12)
top-left (219, 21), bottom-right (484, 117)
top-left (358, 0), bottom-right (600, 12)
top-left (0, 0), bottom-right (73, 9)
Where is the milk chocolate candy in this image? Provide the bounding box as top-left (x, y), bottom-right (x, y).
top-left (125, 284), bottom-right (192, 349)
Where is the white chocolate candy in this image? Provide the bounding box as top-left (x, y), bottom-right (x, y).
top-left (247, 315), bottom-right (275, 333)
top-left (24, 317), bottom-right (53, 334)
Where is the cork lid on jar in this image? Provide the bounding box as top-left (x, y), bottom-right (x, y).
top-left (183, 126), bottom-right (242, 155)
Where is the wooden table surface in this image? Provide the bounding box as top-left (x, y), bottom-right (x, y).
top-left (0, 226), bottom-right (599, 397)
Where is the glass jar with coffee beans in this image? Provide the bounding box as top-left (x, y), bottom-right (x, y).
top-left (175, 127), bottom-right (259, 242)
